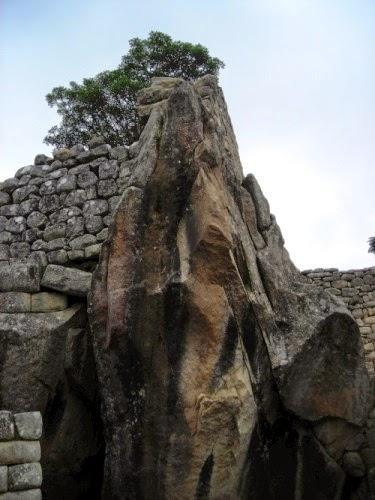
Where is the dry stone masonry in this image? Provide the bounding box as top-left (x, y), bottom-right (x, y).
top-left (0, 76), bottom-right (373, 499)
top-left (302, 267), bottom-right (375, 378)
top-left (0, 136), bottom-right (128, 271)
top-left (0, 411), bottom-right (42, 499)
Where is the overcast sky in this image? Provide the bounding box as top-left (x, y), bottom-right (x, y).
top-left (0, 0), bottom-right (374, 270)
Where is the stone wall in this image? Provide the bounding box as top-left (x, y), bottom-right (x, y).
top-left (302, 267), bottom-right (375, 378)
top-left (302, 266), bottom-right (375, 490)
top-left (0, 411), bottom-right (42, 499)
top-left (0, 136), bottom-right (130, 270)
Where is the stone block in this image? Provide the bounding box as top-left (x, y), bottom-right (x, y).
top-left (39, 180), bottom-right (56, 196)
top-left (26, 212), bottom-right (47, 229)
top-left (10, 243), bottom-right (30, 259)
top-left (67, 250), bottom-right (84, 261)
top-left (0, 413), bottom-right (14, 441)
top-left (0, 245), bottom-right (9, 261)
top-left (109, 146), bottom-right (128, 161)
top-left (98, 179), bottom-right (117, 198)
top-left (0, 488), bottom-right (42, 499)
top-left (47, 249), bottom-right (68, 265)
top-left (56, 175), bottom-right (77, 193)
top-left (331, 280), bottom-right (348, 289)
top-left (84, 215), bottom-right (103, 234)
top-left (34, 154), bottom-right (51, 165)
top-left (77, 171), bottom-right (97, 188)
top-left (66, 216), bottom-right (84, 238)
top-left (6, 218), bottom-right (26, 235)
top-left (12, 186), bottom-right (38, 204)
top-left (84, 244), bottom-right (101, 259)
top-left (364, 316), bottom-right (375, 325)
top-left (0, 179), bottom-right (19, 193)
top-left (31, 292), bottom-right (68, 312)
top-left (41, 264), bottom-right (92, 297)
top-left (0, 193), bottom-right (10, 207)
top-left (85, 185), bottom-right (97, 200)
top-left (69, 234), bottom-right (96, 250)
top-left (8, 463), bottom-right (42, 492)
top-left (43, 224), bottom-right (66, 242)
top-left (91, 144), bottom-right (110, 158)
top-left (83, 199), bottom-right (108, 216)
top-left (38, 194), bottom-right (60, 214)
top-left (0, 263), bottom-right (40, 293)
top-left (0, 442), bottom-right (40, 465)
top-left (0, 466), bottom-right (7, 493)
top-left (65, 190), bottom-right (87, 207)
top-left (0, 206), bottom-right (19, 217)
top-left (99, 160), bottom-right (119, 180)
top-left (14, 413), bottom-right (42, 441)
top-left (49, 168), bottom-right (68, 180)
top-left (0, 293), bottom-right (31, 313)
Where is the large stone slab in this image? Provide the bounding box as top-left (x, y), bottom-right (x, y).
top-left (0, 442), bottom-right (40, 465)
top-left (0, 263), bottom-right (40, 293)
top-left (30, 292), bottom-right (67, 312)
top-left (41, 264), bottom-right (92, 297)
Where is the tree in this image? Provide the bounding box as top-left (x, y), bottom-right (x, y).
top-left (44, 32), bottom-right (224, 148)
top-left (369, 237), bottom-right (375, 254)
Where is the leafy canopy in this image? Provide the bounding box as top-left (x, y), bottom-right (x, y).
top-left (45, 31), bottom-right (224, 148)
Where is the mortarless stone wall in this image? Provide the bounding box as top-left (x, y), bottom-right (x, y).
top-left (302, 267), bottom-right (375, 379)
top-left (0, 411), bottom-right (42, 499)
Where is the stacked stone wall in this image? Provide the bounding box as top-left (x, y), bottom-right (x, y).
top-left (302, 266), bottom-right (375, 378)
top-left (0, 411), bottom-right (42, 499)
top-left (303, 266), bottom-right (375, 487)
top-left (0, 136), bottom-right (131, 270)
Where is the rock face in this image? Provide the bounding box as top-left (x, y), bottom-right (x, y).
top-left (89, 76), bottom-right (371, 499)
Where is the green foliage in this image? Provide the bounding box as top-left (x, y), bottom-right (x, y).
top-left (44, 31), bottom-right (224, 148)
top-left (369, 237), bottom-right (375, 254)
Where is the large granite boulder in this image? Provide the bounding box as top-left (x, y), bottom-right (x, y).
top-left (89, 76), bottom-right (371, 499)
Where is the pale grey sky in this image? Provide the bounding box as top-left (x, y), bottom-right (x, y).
top-left (0, 0), bottom-right (374, 270)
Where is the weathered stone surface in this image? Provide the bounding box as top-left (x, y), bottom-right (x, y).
top-left (0, 263), bottom-right (40, 293)
top-left (0, 466), bottom-right (7, 493)
top-left (83, 199), bottom-right (108, 216)
top-left (14, 413), bottom-right (42, 440)
top-left (41, 265), bottom-right (92, 296)
top-left (0, 192), bottom-right (10, 207)
top-left (8, 463), bottom-right (42, 491)
top-left (84, 244), bottom-right (101, 259)
top-left (31, 292), bottom-right (67, 312)
top-left (0, 489), bottom-right (42, 499)
top-left (34, 154), bottom-right (51, 165)
top-left (0, 413), bottom-right (14, 441)
top-left (0, 442), bottom-right (40, 465)
top-left (0, 293), bottom-right (31, 314)
top-left (56, 174), bottom-right (76, 193)
top-left (84, 215), bottom-right (103, 234)
top-left (69, 234), bottom-right (96, 250)
top-left (88, 76), bottom-right (370, 499)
